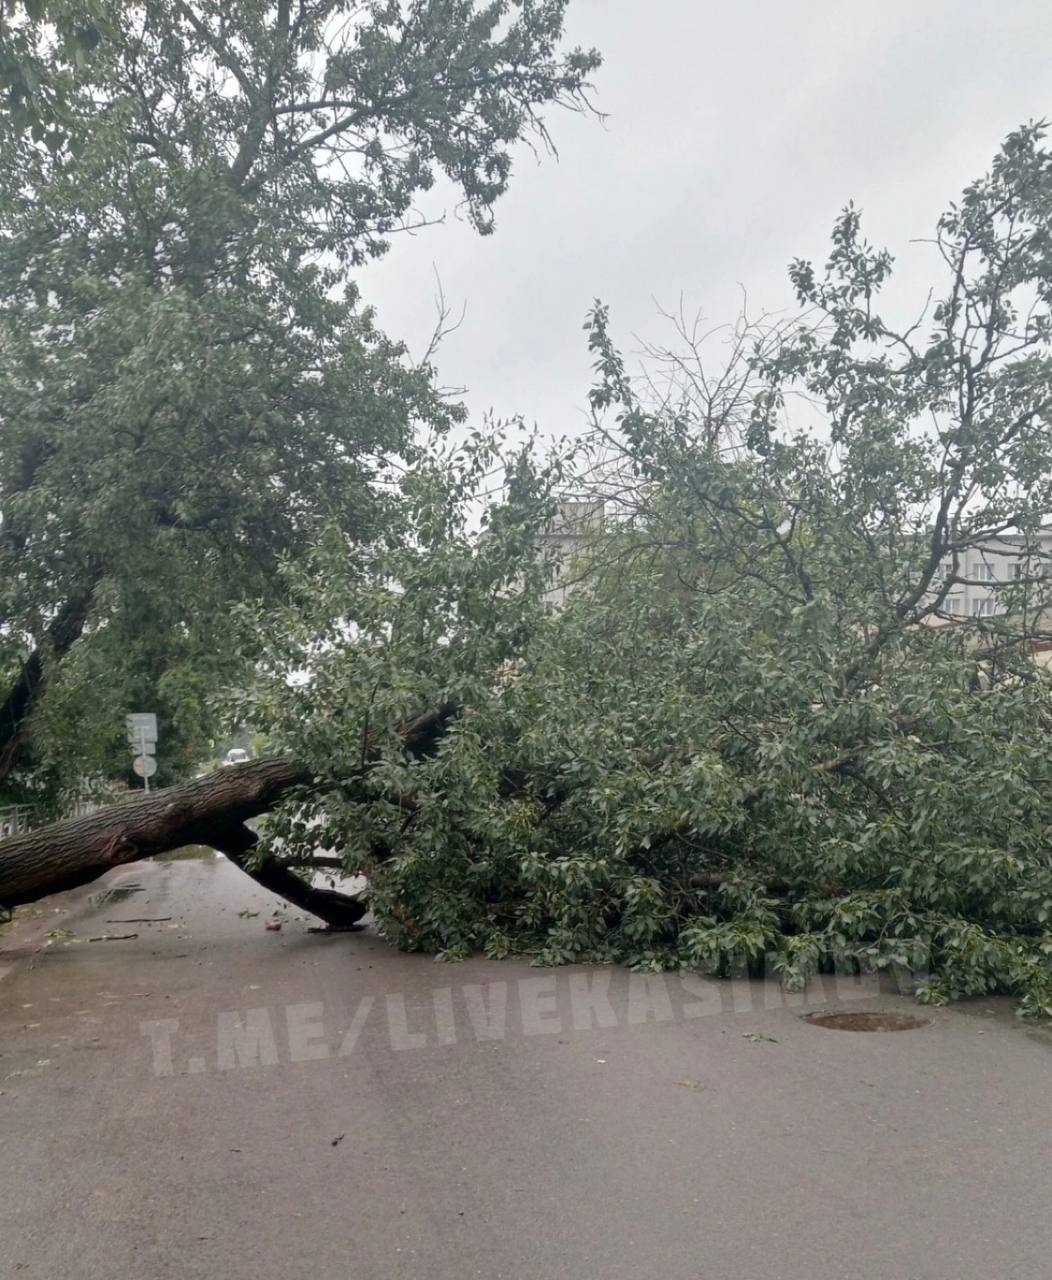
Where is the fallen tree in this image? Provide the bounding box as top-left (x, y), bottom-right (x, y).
top-left (0, 706), bottom-right (457, 924)
top-left (229, 130), bottom-right (1052, 1018)
top-left (6, 129), bottom-right (1052, 1022)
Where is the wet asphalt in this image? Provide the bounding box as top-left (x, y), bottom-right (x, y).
top-left (1, 853), bottom-right (1051, 1280)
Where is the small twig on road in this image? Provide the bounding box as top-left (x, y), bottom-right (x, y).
top-left (105, 917), bottom-right (172, 924)
top-left (87, 933), bottom-right (139, 942)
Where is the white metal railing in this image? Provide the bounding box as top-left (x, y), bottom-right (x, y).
top-left (0, 794), bottom-right (110, 839)
top-left (67, 798), bottom-right (104, 820)
top-left (0, 805), bottom-right (33, 839)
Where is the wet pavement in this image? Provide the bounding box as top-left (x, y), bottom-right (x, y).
top-left (1, 854), bottom-right (1051, 1279)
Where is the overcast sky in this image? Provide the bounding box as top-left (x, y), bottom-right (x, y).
top-left (362, 0), bottom-right (1052, 440)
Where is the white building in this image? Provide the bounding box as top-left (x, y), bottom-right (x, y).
top-left (537, 499), bottom-right (604, 610)
top-left (932, 528), bottom-right (1052, 619)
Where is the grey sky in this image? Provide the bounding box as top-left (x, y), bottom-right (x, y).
top-left (363, 0), bottom-right (1052, 438)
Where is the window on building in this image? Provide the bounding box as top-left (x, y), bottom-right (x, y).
top-left (971, 562), bottom-right (995, 581)
top-left (971, 598), bottom-right (996, 616)
top-left (943, 597), bottom-right (961, 614)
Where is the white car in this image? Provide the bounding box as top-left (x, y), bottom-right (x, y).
top-left (221, 748), bottom-right (251, 767)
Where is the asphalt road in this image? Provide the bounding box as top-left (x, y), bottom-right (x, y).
top-left (1, 853), bottom-right (1051, 1280)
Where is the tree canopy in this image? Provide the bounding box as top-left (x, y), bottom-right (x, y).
top-left (0, 0), bottom-right (600, 801)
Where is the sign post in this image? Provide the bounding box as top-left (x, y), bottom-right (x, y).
top-left (126, 713), bottom-right (158, 792)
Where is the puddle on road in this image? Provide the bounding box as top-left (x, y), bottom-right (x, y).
top-left (89, 882), bottom-right (144, 907)
top-left (154, 845), bottom-right (217, 863)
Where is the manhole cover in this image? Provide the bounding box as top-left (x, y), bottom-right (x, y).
top-left (802, 1010), bottom-right (929, 1032)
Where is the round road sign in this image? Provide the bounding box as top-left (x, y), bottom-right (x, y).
top-left (133, 755), bottom-right (158, 779)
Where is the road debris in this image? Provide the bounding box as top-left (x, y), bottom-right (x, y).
top-left (105, 917), bottom-right (172, 924)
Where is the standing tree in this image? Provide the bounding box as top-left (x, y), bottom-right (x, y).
top-left (0, 0), bottom-right (600, 800)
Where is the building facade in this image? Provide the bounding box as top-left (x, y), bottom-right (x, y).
top-left (932, 529), bottom-right (1052, 619)
top-left (537, 499), bottom-right (604, 611)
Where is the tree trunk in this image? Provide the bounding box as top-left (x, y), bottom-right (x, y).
top-left (200, 814), bottom-right (372, 930)
top-left (0, 704), bottom-right (457, 923)
top-left (0, 589), bottom-right (97, 784)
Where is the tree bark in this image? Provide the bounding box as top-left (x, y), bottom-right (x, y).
top-left (207, 818), bottom-right (371, 930)
top-left (0, 703), bottom-right (457, 922)
top-left (0, 589), bottom-right (97, 784)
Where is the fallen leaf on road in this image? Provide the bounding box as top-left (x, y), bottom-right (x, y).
top-left (265, 920), bottom-right (283, 932)
top-left (675, 1079), bottom-right (706, 1092)
top-left (45, 928), bottom-right (77, 942)
top-left (741, 1032), bottom-right (778, 1043)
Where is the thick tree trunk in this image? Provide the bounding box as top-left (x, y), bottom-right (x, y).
top-left (0, 704), bottom-right (457, 922)
top-left (0, 757), bottom-right (311, 909)
top-left (0, 589), bottom-right (97, 784)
